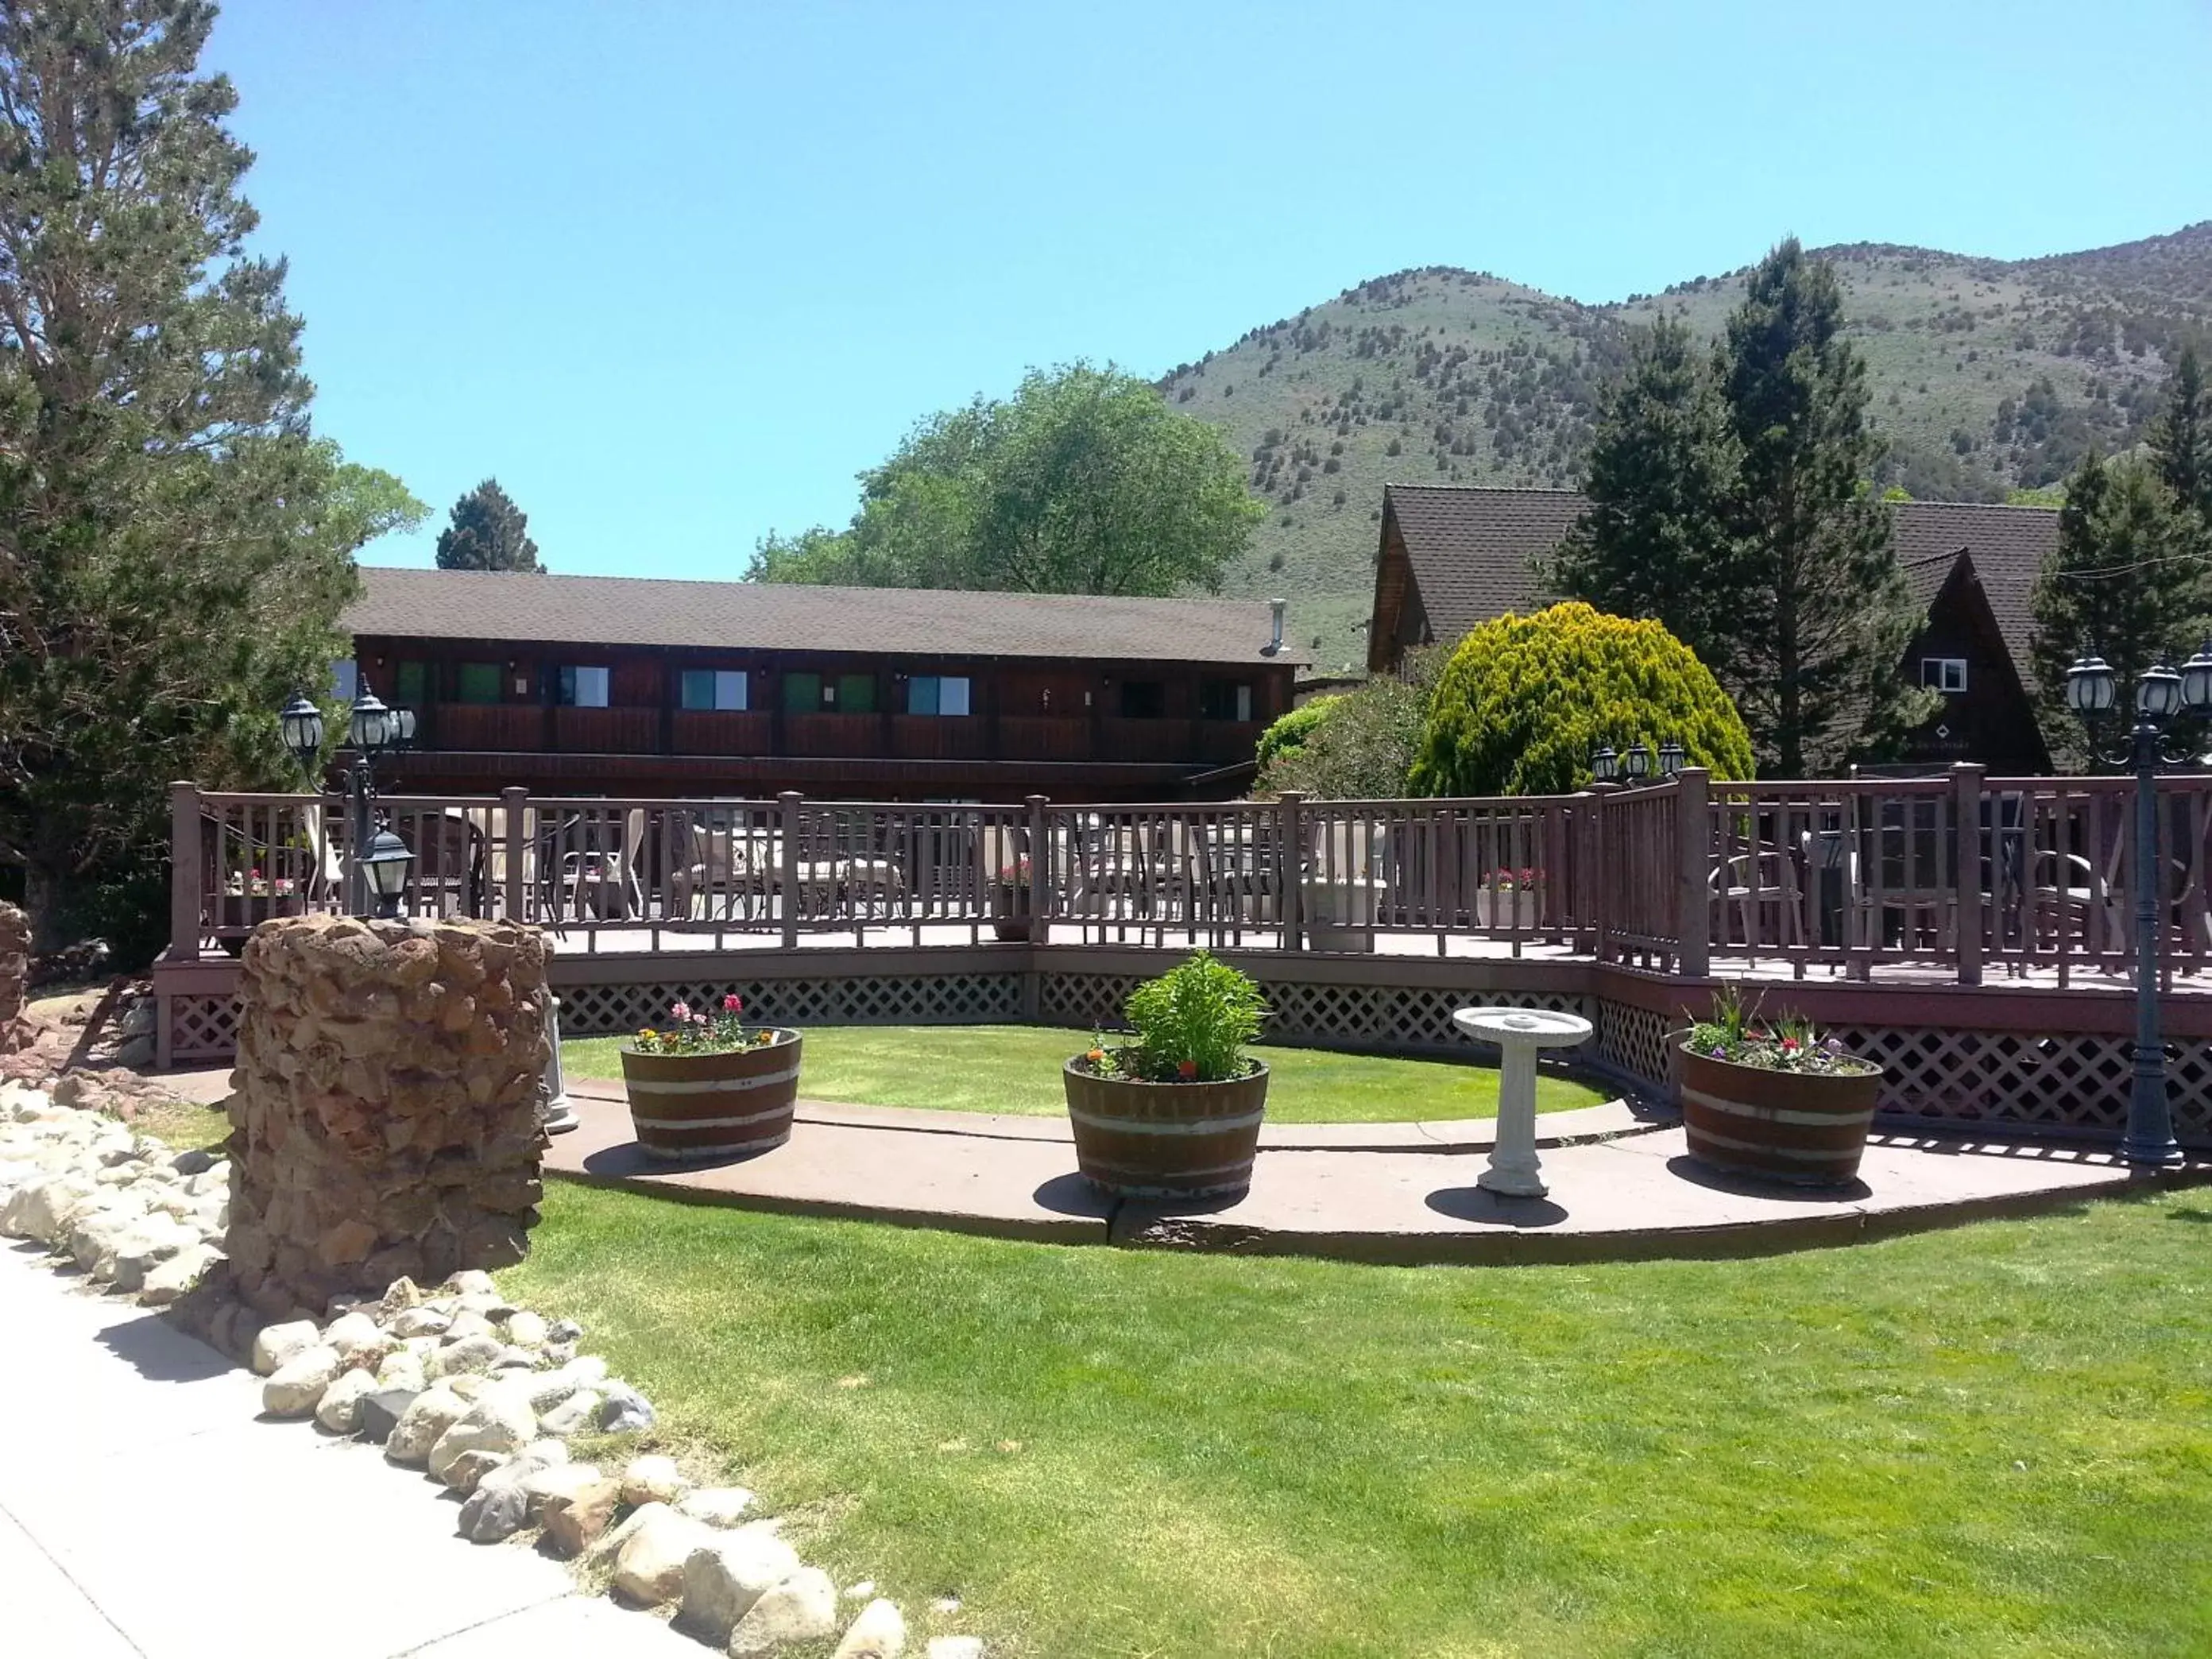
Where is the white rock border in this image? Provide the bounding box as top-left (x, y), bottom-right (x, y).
top-left (0, 1077), bottom-right (987, 1659)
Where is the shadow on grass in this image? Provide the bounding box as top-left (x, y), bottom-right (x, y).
top-left (2168, 1205), bottom-right (2212, 1224)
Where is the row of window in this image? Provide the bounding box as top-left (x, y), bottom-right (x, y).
top-left (336, 661), bottom-right (1255, 720)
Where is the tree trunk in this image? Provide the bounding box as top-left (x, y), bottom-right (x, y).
top-left (21, 860), bottom-right (70, 955)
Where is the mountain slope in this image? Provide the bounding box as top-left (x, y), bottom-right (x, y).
top-left (1162, 222), bottom-right (2212, 671)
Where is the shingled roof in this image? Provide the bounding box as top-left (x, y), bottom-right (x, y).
top-left (1373, 485), bottom-right (2057, 671)
top-left (346, 567), bottom-right (1309, 667)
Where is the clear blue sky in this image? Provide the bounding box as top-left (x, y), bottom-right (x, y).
top-left (203, 0), bottom-right (2212, 577)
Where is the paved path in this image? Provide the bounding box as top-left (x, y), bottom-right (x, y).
top-left (544, 1089), bottom-right (2166, 1265)
top-left (0, 1243), bottom-right (686, 1659)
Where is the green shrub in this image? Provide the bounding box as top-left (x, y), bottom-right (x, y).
top-left (1410, 601), bottom-right (1753, 796)
top-left (1255, 697), bottom-right (1340, 771)
top-left (1121, 951), bottom-right (1266, 1083)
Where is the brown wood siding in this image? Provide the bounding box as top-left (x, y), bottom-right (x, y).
top-left (672, 711), bottom-right (771, 756)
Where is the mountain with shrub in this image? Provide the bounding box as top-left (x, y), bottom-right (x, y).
top-left (1165, 222), bottom-right (2212, 671)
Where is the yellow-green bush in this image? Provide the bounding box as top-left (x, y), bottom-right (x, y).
top-left (1255, 695), bottom-right (1341, 773)
top-left (1410, 602), bottom-right (1754, 796)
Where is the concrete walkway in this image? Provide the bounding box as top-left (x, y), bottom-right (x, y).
top-left (0, 1243), bottom-right (686, 1659)
top-left (545, 1089), bottom-right (2170, 1265)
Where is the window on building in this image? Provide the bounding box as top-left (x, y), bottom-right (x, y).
top-left (1199, 680), bottom-right (1254, 721)
top-left (330, 659), bottom-right (358, 703)
top-left (393, 660), bottom-right (428, 709)
top-left (835, 673), bottom-right (877, 713)
top-left (455, 663), bottom-right (501, 705)
top-left (907, 675), bottom-right (972, 716)
top-left (1920, 657), bottom-right (1968, 694)
top-left (557, 666), bottom-right (610, 707)
top-left (681, 669), bottom-right (748, 711)
top-left (782, 671), bottom-right (822, 713)
top-left (1120, 680), bottom-right (1166, 719)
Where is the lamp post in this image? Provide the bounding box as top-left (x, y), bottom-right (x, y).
top-left (2064, 644), bottom-right (2212, 1171)
top-left (1590, 738), bottom-right (1687, 788)
top-left (281, 678), bottom-right (416, 919)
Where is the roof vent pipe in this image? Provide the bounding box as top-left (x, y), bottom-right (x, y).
top-left (1263, 597), bottom-right (1286, 656)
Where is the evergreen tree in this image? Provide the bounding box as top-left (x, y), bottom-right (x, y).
top-left (0, 1), bottom-right (385, 955)
top-left (1718, 239), bottom-right (1929, 773)
top-left (2147, 346), bottom-right (2212, 524)
top-left (435, 478), bottom-right (542, 572)
top-left (2029, 452), bottom-right (2203, 771)
top-left (1549, 314), bottom-right (1744, 680)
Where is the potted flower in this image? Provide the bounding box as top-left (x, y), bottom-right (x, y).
top-left (620, 995), bottom-right (803, 1162)
top-left (993, 856), bottom-right (1031, 942)
top-left (1678, 985), bottom-right (1883, 1187)
top-left (1062, 951), bottom-right (1270, 1199)
top-left (1472, 867), bottom-right (1543, 930)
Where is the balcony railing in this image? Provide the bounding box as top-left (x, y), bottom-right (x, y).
top-left (168, 767), bottom-right (2212, 984)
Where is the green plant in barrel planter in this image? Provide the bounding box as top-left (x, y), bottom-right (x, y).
top-left (621, 995), bottom-right (804, 1162)
top-left (1062, 951), bottom-right (1270, 1199)
top-left (1679, 985), bottom-right (1883, 1187)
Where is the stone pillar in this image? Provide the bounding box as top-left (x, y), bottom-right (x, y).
top-left (225, 915), bottom-right (548, 1318)
top-left (0, 901), bottom-right (28, 1051)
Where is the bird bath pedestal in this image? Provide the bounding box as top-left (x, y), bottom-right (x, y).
top-left (1452, 1007), bottom-right (1593, 1198)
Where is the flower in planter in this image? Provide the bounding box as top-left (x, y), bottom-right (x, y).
top-left (1686, 984), bottom-right (1874, 1077)
top-left (631, 997), bottom-right (779, 1058)
top-left (1075, 951), bottom-right (1268, 1084)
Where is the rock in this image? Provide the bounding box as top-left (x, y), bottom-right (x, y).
top-left (502, 1309), bottom-right (547, 1347)
top-left (447, 1268), bottom-right (497, 1297)
top-left (926, 1640), bottom-right (984, 1659)
top-left (597, 1381), bottom-right (656, 1433)
top-left (538, 1474), bottom-right (623, 1556)
top-left (519, 1437), bottom-right (569, 1468)
top-left (376, 1275), bottom-right (423, 1319)
top-left (373, 1349), bottom-right (427, 1394)
top-left (358, 1387), bottom-right (417, 1447)
top-left (427, 1390), bottom-right (538, 1487)
top-left (489, 1344), bottom-right (539, 1371)
top-left (728, 1568), bottom-right (841, 1657)
top-left (321, 1311), bottom-right (387, 1362)
top-left (1, 1171), bottom-right (96, 1243)
top-left (611, 1504), bottom-right (711, 1607)
top-left (384, 1384), bottom-right (469, 1466)
top-left (313, 1367), bottom-right (381, 1434)
top-left (440, 1448), bottom-right (512, 1494)
top-left (184, 1164), bottom-right (230, 1197)
top-left (546, 1317), bottom-right (582, 1344)
top-left (679, 1531), bottom-right (806, 1642)
top-left (169, 1147), bottom-right (217, 1176)
top-left (261, 1344), bottom-right (345, 1417)
top-left (68, 1205), bottom-right (145, 1275)
top-left (536, 1390), bottom-right (601, 1437)
top-left (445, 1372), bottom-right (489, 1402)
top-left (832, 1599), bottom-right (907, 1659)
top-left (456, 1476), bottom-right (529, 1544)
top-left (621, 1453), bottom-right (690, 1506)
top-left (524, 1354), bottom-right (608, 1410)
top-left (104, 1214), bottom-right (199, 1293)
top-left (389, 1306), bottom-right (450, 1339)
top-left (251, 1318), bottom-right (322, 1377)
top-left (677, 1487), bottom-right (756, 1528)
top-left (443, 1309), bottom-right (496, 1342)
top-left (137, 1242), bottom-right (220, 1308)
top-left (427, 1332), bottom-right (503, 1379)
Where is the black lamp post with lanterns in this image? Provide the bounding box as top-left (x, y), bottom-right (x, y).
top-left (2063, 643), bottom-right (2212, 1170)
top-left (280, 678), bottom-right (416, 919)
top-left (1589, 737), bottom-right (1687, 788)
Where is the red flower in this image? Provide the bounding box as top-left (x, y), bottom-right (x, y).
top-left (1177, 1059), bottom-right (1198, 1080)
top-left (722, 994), bottom-right (742, 1013)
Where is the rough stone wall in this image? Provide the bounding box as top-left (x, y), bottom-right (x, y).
top-left (227, 915), bottom-right (548, 1318)
top-left (0, 902), bottom-right (28, 1052)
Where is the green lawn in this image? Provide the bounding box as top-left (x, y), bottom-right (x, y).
top-left (563, 1023), bottom-right (1609, 1123)
top-left (501, 1183), bottom-right (2212, 1659)
top-left (126, 1097), bottom-right (230, 1153)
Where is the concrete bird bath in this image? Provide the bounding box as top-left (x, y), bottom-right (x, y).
top-left (1452, 1006), bottom-right (1594, 1197)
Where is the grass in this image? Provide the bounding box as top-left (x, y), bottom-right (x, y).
top-left (124, 1096), bottom-right (231, 1153)
top-left (562, 1024), bottom-right (1610, 1123)
top-left (501, 1182), bottom-right (2212, 1659)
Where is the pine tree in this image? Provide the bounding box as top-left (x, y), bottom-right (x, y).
top-left (2147, 346), bottom-right (2212, 525)
top-left (1549, 314), bottom-right (1744, 681)
top-left (0, 1), bottom-right (378, 955)
top-left (2029, 452), bottom-right (2203, 770)
top-left (1718, 239), bottom-right (1928, 774)
top-left (435, 479), bottom-right (543, 572)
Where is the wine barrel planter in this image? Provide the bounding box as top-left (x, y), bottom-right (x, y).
top-left (619, 1031), bottom-right (803, 1162)
top-left (1061, 1059), bottom-right (1270, 1200)
top-left (1677, 1045), bottom-right (1883, 1187)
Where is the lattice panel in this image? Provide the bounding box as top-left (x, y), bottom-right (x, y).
top-left (1594, 1000), bottom-right (1676, 1093)
top-left (556, 973), bottom-right (1023, 1037)
top-left (1035, 973), bottom-right (1144, 1032)
top-left (1836, 1025), bottom-right (2212, 1141)
top-left (168, 994), bottom-right (240, 1065)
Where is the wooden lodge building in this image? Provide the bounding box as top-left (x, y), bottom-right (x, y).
top-left (338, 568), bottom-right (1304, 801)
top-left (1367, 485), bottom-right (2059, 774)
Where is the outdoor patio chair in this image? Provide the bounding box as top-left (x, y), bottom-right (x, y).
top-left (1710, 846), bottom-right (1806, 951)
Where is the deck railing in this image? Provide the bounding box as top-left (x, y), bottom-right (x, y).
top-left (168, 766), bottom-right (2212, 984)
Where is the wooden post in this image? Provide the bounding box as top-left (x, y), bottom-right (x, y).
top-left (1676, 768), bottom-right (1711, 980)
top-left (1953, 761), bottom-right (1984, 986)
top-left (1026, 794), bottom-right (1051, 945)
top-left (779, 791), bottom-right (802, 950)
top-left (1279, 790), bottom-right (1306, 951)
top-left (169, 781), bottom-right (203, 965)
top-left (501, 787), bottom-right (528, 922)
